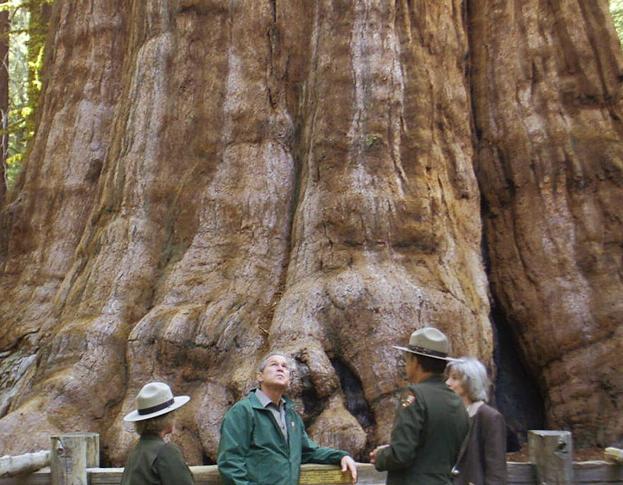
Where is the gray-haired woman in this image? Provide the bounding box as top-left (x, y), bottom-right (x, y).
top-left (446, 358), bottom-right (507, 485)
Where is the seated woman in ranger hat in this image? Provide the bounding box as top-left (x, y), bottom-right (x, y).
top-left (121, 381), bottom-right (195, 485)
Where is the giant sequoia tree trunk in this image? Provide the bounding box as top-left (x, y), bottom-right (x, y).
top-left (469, 0), bottom-right (623, 446)
top-left (0, 0), bottom-right (620, 463)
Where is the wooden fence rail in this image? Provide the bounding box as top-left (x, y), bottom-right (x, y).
top-left (0, 431), bottom-right (621, 485)
top-left (2, 462), bottom-right (623, 485)
top-left (0, 452), bottom-right (50, 479)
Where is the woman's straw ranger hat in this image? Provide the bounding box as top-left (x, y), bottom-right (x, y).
top-left (123, 382), bottom-right (190, 422)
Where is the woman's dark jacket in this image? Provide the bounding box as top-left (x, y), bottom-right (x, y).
top-left (120, 434), bottom-right (194, 485)
top-left (454, 403), bottom-right (507, 485)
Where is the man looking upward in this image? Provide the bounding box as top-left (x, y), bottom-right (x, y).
top-left (217, 352), bottom-right (358, 485)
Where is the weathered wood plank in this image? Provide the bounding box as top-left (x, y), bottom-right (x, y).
top-left (0, 451), bottom-right (50, 478)
top-left (0, 461), bottom-right (621, 485)
top-left (0, 467), bottom-right (50, 485)
top-left (529, 430), bottom-right (574, 484)
top-left (507, 462), bottom-right (537, 484)
top-left (87, 464), bottom-right (383, 485)
top-left (574, 460), bottom-right (623, 483)
top-left (345, 464), bottom-right (387, 485)
top-left (85, 468), bottom-right (122, 485)
top-left (50, 433), bottom-right (99, 485)
top-left (85, 462), bottom-right (622, 485)
top-left (51, 436), bottom-right (87, 485)
top-left (298, 466), bottom-right (350, 484)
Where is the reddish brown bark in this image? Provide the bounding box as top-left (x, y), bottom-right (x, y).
top-left (469, 0), bottom-right (623, 446)
top-left (0, 0), bottom-right (621, 462)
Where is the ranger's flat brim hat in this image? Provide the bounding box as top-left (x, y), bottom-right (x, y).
top-left (124, 382), bottom-right (190, 422)
top-left (393, 326), bottom-right (456, 361)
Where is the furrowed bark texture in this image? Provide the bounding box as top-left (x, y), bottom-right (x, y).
top-left (469, 0), bottom-right (623, 446)
top-left (0, 0), bottom-right (128, 445)
top-left (0, 0), bottom-right (620, 462)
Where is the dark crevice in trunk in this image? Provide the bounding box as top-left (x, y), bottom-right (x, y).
top-left (301, 382), bottom-right (323, 425)
top-left (331, 358), bottom-right (375, 429)
top-left (478, 186), bottom-right (545, 450)
top-left (492, 298), bottom-right (545, 450)
top-left (202, 453), bottom-right (216, 465)
top-left (295, 359), bottom-right (325, 424)
top-left (467, 0), bottom-right (545, 452)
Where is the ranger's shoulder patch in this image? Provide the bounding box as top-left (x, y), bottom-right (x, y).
top-left (400, 392), bottom-right (417, 407)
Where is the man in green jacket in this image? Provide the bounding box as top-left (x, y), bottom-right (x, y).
top-left (217, 353), bottom-right (358, 485)
top-left (370, 327), bottom-right (469, 485)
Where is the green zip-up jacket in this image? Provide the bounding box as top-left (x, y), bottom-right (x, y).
top-left (217, 390), bottom-right (348, 485)
top-left (375, 375), bottom-right (469, 485)
top-left (120, 434), bottom-right (194, 485)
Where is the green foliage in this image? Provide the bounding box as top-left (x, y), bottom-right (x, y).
top-left (611, 0), bottom-right (623, 45)
top-left (25, 0), bottom-right (50, 139)
top-left (1, 0), bottom-right (52, 191)
top-left (6, 1), bottom-right (30, 187)
top-left (364, 133), bottom-right (383, 149)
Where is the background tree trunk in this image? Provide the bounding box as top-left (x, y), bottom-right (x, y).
top-left (469, 0), bottom-right (623, 447)
top-left (24, 0), bottom-right (52, 139)
top-left (0, 0), bottom-right (621, 463)
top-left (0, 0), bottom-right (8, 201)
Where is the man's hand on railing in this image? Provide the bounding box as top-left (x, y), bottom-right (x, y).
top-left (340, 455), bottom-right (358, 483)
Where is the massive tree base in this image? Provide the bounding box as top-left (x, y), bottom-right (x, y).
top-left (0, 0), bottom-right (621, 462)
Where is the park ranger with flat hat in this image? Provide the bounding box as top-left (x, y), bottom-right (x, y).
top-left (370, 327), bottom-right (469, 485)
top-left (121, 382), bottom-right (194, 485)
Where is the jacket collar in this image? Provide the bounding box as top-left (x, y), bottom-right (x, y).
top-left (139, 434), bottom-right (164, 443)
top-left (466, 400), bottom-right (485, 417)
top-left (408, 373), bottom-right (445, 391)
top-left (248, 388), bottom-right (293, 410)
top-left (255, 388), bottom-right (286, 408)
top-left (422, 374), bottom-right (445, 384)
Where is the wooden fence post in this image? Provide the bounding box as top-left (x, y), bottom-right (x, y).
top-left (528, 430), bottom-right (573, 484)
top-left (50, 433), bottom-right (99, 485)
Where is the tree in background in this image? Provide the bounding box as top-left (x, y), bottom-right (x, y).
top-left (0, 0), bottom-right (50, 194)
top-left (0, 0), bottom-right (7, 202)
top-left (612, 0), bottom-right (623, 43)
top-left (23, 0), bottom-right (51, 147)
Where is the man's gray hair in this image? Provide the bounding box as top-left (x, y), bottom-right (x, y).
top-left (446, 357), bottom-right (490, 402)
top-left (257, 352), bottom-right (293, 373)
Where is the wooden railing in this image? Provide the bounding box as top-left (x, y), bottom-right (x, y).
top-left (2, 461), bottom-right (623, 485)
top-left (1, 432), bottom-right (621, 485)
